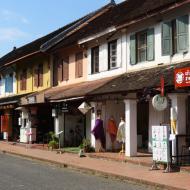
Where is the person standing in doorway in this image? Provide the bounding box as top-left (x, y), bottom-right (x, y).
top-left (107, 116), bottom-right (117, 152)
top-left (91, 111), bottom-right (105, 152)
top-left (117, 116), bottom-right (125, 154)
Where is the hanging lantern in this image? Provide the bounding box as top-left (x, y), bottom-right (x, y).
top-left (78, 102), bottom-right (91, 115)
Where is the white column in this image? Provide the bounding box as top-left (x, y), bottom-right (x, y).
top-left (90, 102), bottom-right (97, 148)
top-left (124, 99), bottom-right (137, 157)
top-left (168, 93), bottom-right (188, 158)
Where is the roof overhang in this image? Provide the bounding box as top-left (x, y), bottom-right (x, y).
top-left (116, 0), bottom-right (190, 31)
top-left (78, 26), bottom-right (116, 45)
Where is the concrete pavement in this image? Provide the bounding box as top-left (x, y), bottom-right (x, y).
top-left (0, 141), bottom-right (189, 190)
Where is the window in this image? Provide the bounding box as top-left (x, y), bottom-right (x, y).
top-left (162, 15), bottom-right (189, 55)
top-left (5, 73), bottom-right (13, 93)
top-left (91, 46), bottom-right (99, 74)
top-left (34, 64), bottom-right (43, 87)
top-left (63, 57), bottom-right (69, 81)
top-left (20, 69), bottom-right (27, 90)
top-left (75, 52), bottom-right (83, 78)
top-left (130, 28), bottom-right (154, 65)
top-left (57, 56), bottom-right (69, 83)
top-left (108, 40), bottom-right (117, 69)
top-left (137, 31), bottom-right (147, 62)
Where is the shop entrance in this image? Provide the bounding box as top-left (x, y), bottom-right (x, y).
top-left (64, 108), bottom-right (85, 147)
top-left (137, 101), bottom-right (149, 151)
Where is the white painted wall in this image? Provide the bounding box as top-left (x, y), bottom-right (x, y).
top-left (87, 34), bottom-right (126, 81)
top-left (126, 13), bottom-right (190, 72)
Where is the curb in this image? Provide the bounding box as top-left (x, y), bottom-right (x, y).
top-left (0, 149), bottom-right (187, 190)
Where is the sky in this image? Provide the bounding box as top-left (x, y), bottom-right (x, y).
top-left (0, 0), bottom-right (123, 57)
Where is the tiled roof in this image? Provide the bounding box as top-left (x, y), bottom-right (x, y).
top-left (47, 0), bottom-right (187, 51)
top-left (88, 61), bottom-right (190, 96)
top-left (45, 76), bottom-right (118, 101)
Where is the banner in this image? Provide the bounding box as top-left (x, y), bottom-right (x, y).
top-left (175, 67), bottom-right (190, 88)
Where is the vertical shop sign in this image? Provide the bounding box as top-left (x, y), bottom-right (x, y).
top-left (152, 125), bottom-right (170, 163)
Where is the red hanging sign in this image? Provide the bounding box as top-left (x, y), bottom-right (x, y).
top-left (161, 76), bottom-right (164, 96)
top-left (175, 67), bottom-right (190, 88)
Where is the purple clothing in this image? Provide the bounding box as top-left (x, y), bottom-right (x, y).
top-left (91, 119), bottom-right (105, 148)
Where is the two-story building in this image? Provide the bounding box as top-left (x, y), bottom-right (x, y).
top-left (79, 0), bottom-right (190, 160)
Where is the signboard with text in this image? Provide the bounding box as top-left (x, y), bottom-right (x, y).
top-left (175, 67), bottom-right (190, 88)
top-left (152, 125), bottom-right (170, 163)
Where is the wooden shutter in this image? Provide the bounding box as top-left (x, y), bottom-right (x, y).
top-left (20, 73), bottom-right (23, 91)
top-left (130, 34), bottom-right (136, 65)
top-left (39, 64), bottom-right (43, 87)
top-left (162, 21), bottom-right (172, 55)
top-left (34, 67), bottom-right (38, 87)
top-left (176, 15), bottom-right (189, 53)
top-left (57, 59), bottom-right (63, 82)
top-left (63, 57), bottom-right (69, 81)
top-left (23, 70), bottom-right (27, 90)
top-left (75, 52), bottom-right (83, 78)
top-left (53, 56), bottom-right (58, 86)
top-left (147, 28), bottom-right (155, 61)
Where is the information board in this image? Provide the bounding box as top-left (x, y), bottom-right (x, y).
top-left (152, 125), bottom-right (170, 163)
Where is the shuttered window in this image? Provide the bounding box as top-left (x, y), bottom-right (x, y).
top-left (162, 15), bottom-right (189, 55)
top-left (5, 74), bottom-right (13, 93)
top-left (130, 28), bottom-right (154, 64)
top-left (34, 67), bottom-right (38, 87)
top-left (91, 46), bottom-right (99, 74)
top-left (34, 64), bottom-right (43, 87)
top-left (176, 15), bottom-right (189, 53)
top-left (20, 69), bottom-right (27, 91)
top-left (63, 57), bottom-right (69, 81)
top-left (75, 52), bottom-right (83, 78)
top-left (58, 58), bottom-right (63, 81)
top-left (108, 40), bottom-right (117, 69)
top-left (39, 64), bottom-right (43, 87)
top-left (130, 34), bottom-right (136, 65)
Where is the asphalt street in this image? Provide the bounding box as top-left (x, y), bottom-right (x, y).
top-left (0, 152), bottom-right (154, 190)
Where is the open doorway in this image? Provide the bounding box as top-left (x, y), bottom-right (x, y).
top-left (137, 101), bottom-right (149, 151)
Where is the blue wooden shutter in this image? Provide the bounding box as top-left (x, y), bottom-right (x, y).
top-left (176, 15), bottom-right (189, 53)
top-left (130, 34), bottom-right (136, 65)
top-left (147, 28), bottom-right (155, 61)
top-left (162, 21), bottom-right (172, 55)
top-left (5, 74), bottom-right (13, 93)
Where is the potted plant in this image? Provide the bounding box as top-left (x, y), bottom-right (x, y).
top-left (48, 131), bottom-right (58, 150)
top-left (79, 138), bottom-right (95, 153)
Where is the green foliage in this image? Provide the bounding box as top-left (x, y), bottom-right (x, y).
top-left (48, 131), bottom-right (58, 150)
top-left (79, 138), bottom-right (95, 153)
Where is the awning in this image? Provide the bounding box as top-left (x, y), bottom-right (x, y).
top-left (20, 88), bottom-right (51, 106)
top-left (0, 94), bottom-right (29, 109)
top-left (88, 61), bottom-right (190, 96)
top-left (45, 76), bottom-right (118, 101)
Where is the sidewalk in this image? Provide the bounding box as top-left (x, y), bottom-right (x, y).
top-left (0, 142), bottom-right (189, 190)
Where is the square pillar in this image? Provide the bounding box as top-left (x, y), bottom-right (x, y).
top-left (168, 93), bottom-right (188, 159)
top-left (90, 102), bottom-right (97, 148)
top-left (124, 99), bottom-right (137, 157)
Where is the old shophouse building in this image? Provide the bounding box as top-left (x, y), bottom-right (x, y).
top-left (0, 0), bottom-right (189, 164)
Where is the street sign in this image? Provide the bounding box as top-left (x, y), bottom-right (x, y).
top-left (175, 67), bottom-right (190, 88)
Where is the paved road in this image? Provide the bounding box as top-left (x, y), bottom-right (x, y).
top-left (0, 153), bottom-right (153, 190)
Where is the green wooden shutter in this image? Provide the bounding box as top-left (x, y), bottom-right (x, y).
top-left (130, 34), bottom-right (136, 65)
top-left (162, 21), bottom-right (172, 55)
top-left (176, 15), bottom-right (189, 53)
top-left (147, 28), bottom-right (155, 61)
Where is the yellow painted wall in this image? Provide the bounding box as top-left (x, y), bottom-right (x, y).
top-left (17, 55), bottom-right (51, 95)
